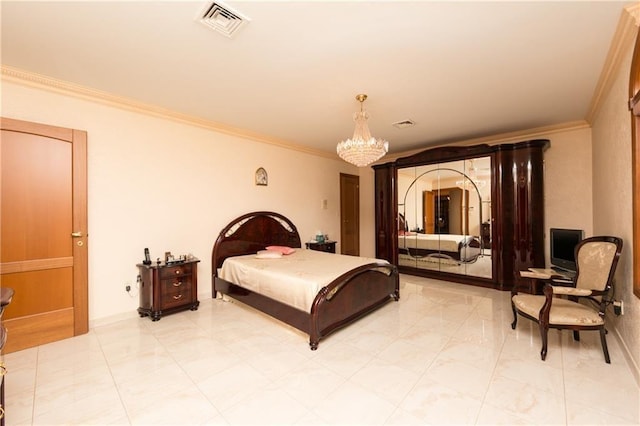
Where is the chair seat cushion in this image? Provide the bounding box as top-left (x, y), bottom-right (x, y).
top-left (512, 294), bottom-right (604, 326)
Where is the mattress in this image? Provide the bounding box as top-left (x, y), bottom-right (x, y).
top-left (218, 249), bottom-right (387, 312)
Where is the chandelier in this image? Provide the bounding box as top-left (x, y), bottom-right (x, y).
top-left (456, 159), bottom-right (487, 190)
top-left (336, 94), bottom-right (389, 167)
top-left (456, 178), bottom-right (487, 190)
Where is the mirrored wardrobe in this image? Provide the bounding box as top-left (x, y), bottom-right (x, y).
top-left (397, 156), bottom-right (492, 279)
top-left (374, 140), bottom-right (550, 291)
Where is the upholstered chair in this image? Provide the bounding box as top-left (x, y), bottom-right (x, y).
top-left (511, 236), bottom-right (623, 363)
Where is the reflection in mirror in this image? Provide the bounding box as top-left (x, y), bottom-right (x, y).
top-left (397, 157), bottom-right (492, 278)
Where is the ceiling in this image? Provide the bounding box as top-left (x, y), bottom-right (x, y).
top-left (1, 1), bottom-right (634, 158)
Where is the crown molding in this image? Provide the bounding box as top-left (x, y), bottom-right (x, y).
top-left (1, 64), bottom-right (593, 166)
top-left (1, 65), bottom-right (336, 160)
top-left (587, 4), bottom-right (640, 122)
top-left (628, 2), bottom-right (640, 27)
top-left (380, 120), bottom-right (590, 163)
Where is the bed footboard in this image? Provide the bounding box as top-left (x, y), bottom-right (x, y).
top-left (309, 263), bottom-right (399, 350)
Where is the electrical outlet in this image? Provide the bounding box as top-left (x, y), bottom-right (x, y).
top-left (613, 300), bottom-right (623, 316)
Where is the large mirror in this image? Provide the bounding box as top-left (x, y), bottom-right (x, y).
top-left (397, 156), bottom-right (492, 279)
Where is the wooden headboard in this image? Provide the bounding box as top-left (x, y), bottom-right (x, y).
top-left (398, 213), bottom-right (407, 232)
top-left (211, 211), bottom-right (302, 274)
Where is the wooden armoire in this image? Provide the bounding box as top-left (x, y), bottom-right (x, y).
top-left (374, 139), bottom-right (549, 291)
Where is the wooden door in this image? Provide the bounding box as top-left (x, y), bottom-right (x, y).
top-left (436, 187), bottom-right (469, 234)
top-left (340, 173), bottom-right (359, 256)
top-left (0, 117), bottom-right (88, 353)
top-left (422, 190), bottom-right (434, 233)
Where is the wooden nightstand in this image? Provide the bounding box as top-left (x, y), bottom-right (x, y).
top-left (137, 259), bottom-right (199, 321)
top-left (305, 240), bottom-right (336, 253)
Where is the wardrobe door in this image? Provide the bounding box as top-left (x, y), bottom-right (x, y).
top-left (495, 140), bottom-right (548, 290)
top-left (374, 164), bottom-right (397, 263)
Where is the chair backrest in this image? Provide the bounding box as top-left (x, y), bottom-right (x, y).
top-left (575, 236), bottom-right (623, 292)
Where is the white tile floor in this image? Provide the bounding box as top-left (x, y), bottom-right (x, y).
top-left (5, 274), bottom-right (640, 425)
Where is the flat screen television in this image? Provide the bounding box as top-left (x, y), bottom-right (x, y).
top-left (550, 228), bottom-right (584, 272)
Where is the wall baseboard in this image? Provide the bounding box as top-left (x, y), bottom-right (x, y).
top-left (89, 310), bottom-right (139, 330)
top-left (613, 326), bottom-right (640, 387)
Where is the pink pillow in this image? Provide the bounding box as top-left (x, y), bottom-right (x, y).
top-left (266, 245), bottom-right (296, 255)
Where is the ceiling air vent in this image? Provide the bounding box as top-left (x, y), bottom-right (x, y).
top-left (392, 119), bottom-right (416, 129)
top-left (198, 1), bottom-right (250, 38)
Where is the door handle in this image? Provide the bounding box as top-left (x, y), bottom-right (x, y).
top-left (71, 232), bottom-right (83, 238)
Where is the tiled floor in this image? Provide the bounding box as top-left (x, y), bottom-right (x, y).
top-left (5, 274), bottom-right (639, 425)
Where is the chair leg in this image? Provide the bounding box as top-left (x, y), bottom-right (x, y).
top-left (573, 330), bottom-right (580, 341)
top-left (599, 328), bottom-right (611, 364)
top-left (511, 303), bottom-right (518, 330)
top-left (539, 322), bottom-right (548, 361)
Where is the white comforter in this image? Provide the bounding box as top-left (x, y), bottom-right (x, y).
top-left (219, 249), bottom-right (387, 312)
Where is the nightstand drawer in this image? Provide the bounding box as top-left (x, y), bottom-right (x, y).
top-left (159, 263), bottom-right (192, 279)
top-left (161, 276), bottom-right (191, 293)
top-left (160, 286), bottom-right (192, 310)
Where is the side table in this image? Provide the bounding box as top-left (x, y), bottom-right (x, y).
top-left (137, 259), bottom-right (199, 321)
top-left (305, 240), bottom-right (336, 253)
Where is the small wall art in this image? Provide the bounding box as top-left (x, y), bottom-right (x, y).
top-left (255, 167), bottom-right (268, 186)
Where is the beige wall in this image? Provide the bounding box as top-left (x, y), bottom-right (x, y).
top-left (1, 79), bottom-right (361, 323)
top-left (542, 128), bottom-right (594, 261)
top-left (591, 29), bottom-right (639, 378)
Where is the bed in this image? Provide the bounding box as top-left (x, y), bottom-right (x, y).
top-left (398, 232), bottom-right (481, 263)
top-left (211, 211), bottom-right (399, 350)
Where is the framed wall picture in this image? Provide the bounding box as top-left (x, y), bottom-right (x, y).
top-left (255, 167), bottom-right (268, 186)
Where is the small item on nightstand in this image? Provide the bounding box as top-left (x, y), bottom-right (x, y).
top-left (143, 247), bottom-right (152, 265)
top-left (315, 231), bottom-right (325, 243)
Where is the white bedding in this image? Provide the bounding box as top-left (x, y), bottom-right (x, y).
top-left (218, 249), bottom-right (387, 312)
top-left (398, 233), bottom-right (473, 252)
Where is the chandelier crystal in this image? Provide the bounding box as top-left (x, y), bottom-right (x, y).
top-left (336, 94), bottom-right (389, 167)
top-left (456, 178), bottom-right (487, 190)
